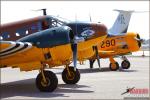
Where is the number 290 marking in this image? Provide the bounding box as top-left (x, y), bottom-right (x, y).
top-left (101, 39), bottom-right (115, 48)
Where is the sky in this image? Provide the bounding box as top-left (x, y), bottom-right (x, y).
top-left (1, 1), bottom-right (149, 39)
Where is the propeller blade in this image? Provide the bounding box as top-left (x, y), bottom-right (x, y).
top-left (134, 34), bottom-right (144, 48)
top-left (94, 46), bottom-right (101, 69)
top-left (71, 43), bottom-right (77, 71)
top-left (71, 36), bottom-right (84, 71)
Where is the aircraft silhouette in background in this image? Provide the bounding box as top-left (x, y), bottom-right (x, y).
top-left (88, 10), bottom-right (143, 71)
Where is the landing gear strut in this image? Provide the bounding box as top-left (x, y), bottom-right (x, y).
top-left (36, 63), bottom-right (58, 92)
top-left (121, 56), bottom-right (130, 69)
top-left (62, 65), bottom-right (80, 84)
top-left (89, 59), bottom-right (96, 69)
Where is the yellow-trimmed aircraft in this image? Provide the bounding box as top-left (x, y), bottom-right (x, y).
top-left (0, 9), bottom-right (107, 92)
top-left (88, 10), bottom-right (143, 71)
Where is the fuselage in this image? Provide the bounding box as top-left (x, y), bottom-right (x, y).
top-left (97, 32), bottom-right (141, 58)
top-left (0, 16), bottom-right (107, 71)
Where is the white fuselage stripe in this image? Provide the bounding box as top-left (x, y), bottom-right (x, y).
top-left (0, 42), bottom-right (33, 58)
top-left (0, 41), bottom-right (16, 52)
top-left (0, 42), bottom-right (24, 56)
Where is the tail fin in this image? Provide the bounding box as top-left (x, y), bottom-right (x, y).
top-left (108, 10), bottom-right (134, 35)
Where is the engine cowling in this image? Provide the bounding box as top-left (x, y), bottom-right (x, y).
top-left (18, 26), bottom-right (74, 48)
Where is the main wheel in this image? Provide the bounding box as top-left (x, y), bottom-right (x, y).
top-left (121, 60), bottom-right (130, 69)
top-left (36, 70), bottom-right (58, 92)
top-left (109, 62), bottom-right (119, 71)
top-left (62, 67), bottom-right (80, 84)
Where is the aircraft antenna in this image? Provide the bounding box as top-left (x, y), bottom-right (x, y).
top-left (75, 13), bottom-right (78, 35)
top-left (89, 12), bottom-right (92, 22)
top-left (41, 8), bottom-right (47, 15)
top-left (32, 8), bottom-right (47, 16)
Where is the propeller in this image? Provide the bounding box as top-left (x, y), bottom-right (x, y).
top-left (71, 14), bottom-right (86, 70)
top-left (134, 34), bottom-right (144, 48)
top-left (93, 46), bottom-right (101, 69)
top-left (71, 13), bottom-right (78, 71)
top-left (71, 36), bottom-right (84, 71)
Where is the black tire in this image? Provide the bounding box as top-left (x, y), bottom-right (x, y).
top-left (36, 70), bottom-right (58, 92)
top-left (109, 62), bottom-right (119, 71)
top-left (62, 67), bottom-right (80, 84)
top-left (121, 60), bottom-right (130, 69)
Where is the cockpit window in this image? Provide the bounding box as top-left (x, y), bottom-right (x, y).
top-left (46, 15), bottom-right (70, 28)
top-left (1, 32), bottom-right (10, 39)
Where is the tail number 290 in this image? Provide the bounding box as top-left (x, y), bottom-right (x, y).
top-left (101, 39), bottom-right (115, 48)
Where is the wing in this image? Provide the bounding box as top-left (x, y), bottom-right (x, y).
top-left (0, 41), bottom-right (44, 71)
top-left (98, 50), bottom-right (131, 58)
top-left (98, 50), bottom-right (115, 55)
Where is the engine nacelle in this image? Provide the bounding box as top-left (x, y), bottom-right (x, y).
top-left (18, 26), bottom-right (74, 48)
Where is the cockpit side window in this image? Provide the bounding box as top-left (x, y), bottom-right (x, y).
top-left (42, 20), bottom-right (49, 30)
top-left (46, 17), bottom-right (65, 28)
top-left (1, 32), bottom-right (10, 39)
top-left (16, 28), bottom-right (27, 36)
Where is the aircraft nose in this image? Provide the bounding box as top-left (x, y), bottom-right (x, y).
top-left (135, 33), bottom-right (143, 48)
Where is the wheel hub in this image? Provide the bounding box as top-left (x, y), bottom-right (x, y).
top-left (111, 63), bottom-right (117, 69)
top-left (66, 71), bottom-right (75, 80)
top-left (123, 62), bottom-right (128, 68)
top-left (41, 77), bottom-right (51, 87)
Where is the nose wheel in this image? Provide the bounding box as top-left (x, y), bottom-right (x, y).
top-left (36, 70), bottom-right (58, 92)
top-left (121, 60), bottom-right (130, 69)
top-left (121, 56), bottom-right (130, 69)
top-left (62, 66), bottom-right (80, 84)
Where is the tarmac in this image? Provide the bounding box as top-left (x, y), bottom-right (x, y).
top-left (0, 56), bottom-right (149, 99)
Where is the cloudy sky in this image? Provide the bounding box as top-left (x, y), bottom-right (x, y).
top-left (1, 1), bottom-right (149, 39)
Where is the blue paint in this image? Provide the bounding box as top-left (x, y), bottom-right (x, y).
top-left (1, 32), bottom-right (10, 39)
top-left (37, 21), bottom-right (42, 31)
top-left (18, 26), bottom-right (72, 48)
top-left (31, 25), bottom-right (38, 31)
